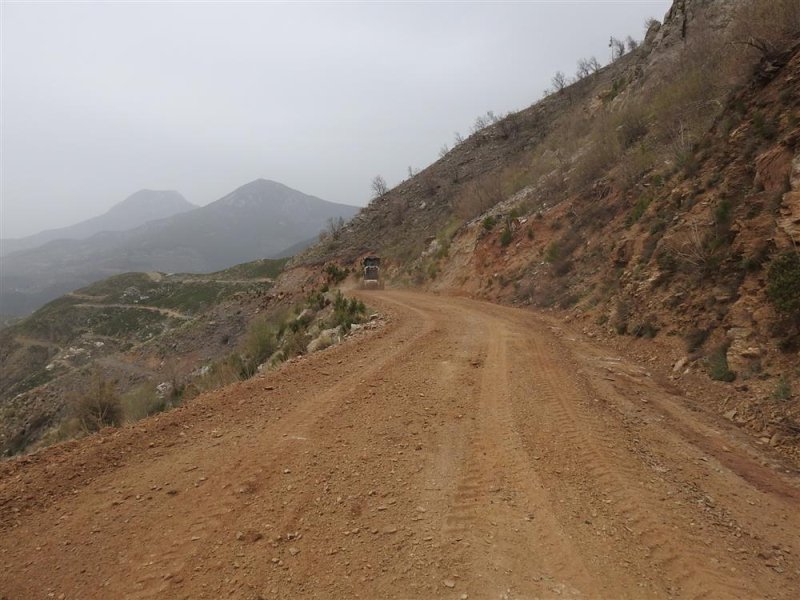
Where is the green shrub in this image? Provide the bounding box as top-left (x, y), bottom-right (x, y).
top-left (626, 196), bottom-right (652, 227)
top-left (772, 376), bottom-right (792, 400)
top-left (483, 216), bottom-right (497, 230)
top-left (324, 264), bottom-right (350, 284)
top-left (306, 290), bottom-right (327, 311)
top-left (545, 242), bottom-right (560, 263)
top-left (331, 292), bottom-right (366, 331)
top-left (500, 227), bottom-right (513, 247)
top-left (708, 345), bottom-right (736, 382)
top-left (767, 252), bottom-right (800, 314)
top-left (714, 198), bottom-right (733, 225)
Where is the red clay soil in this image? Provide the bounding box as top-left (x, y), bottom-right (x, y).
top-left (1, 291), bottom-right (798, 599)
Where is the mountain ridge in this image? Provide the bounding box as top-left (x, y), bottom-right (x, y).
top-left (1, 190), bottom-right (196, 257)
top-left (0, 180), bottom-right (358, 316)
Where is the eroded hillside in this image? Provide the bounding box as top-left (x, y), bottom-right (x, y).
top-left (298, 0), bottom-right (800, 455)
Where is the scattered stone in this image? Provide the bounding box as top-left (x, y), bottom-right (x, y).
top-left (236, 530), bottom-right (263, 543)
top-left (723, 409), bottom-right (738, 421)
top-left (673, 357), bottom-right (688, 372)
top-left (443, 579), bottom-right (456, 588)
top-left (288, 546), bottom-right (300, 556)
top-left (740, 347), bottom-right (762, 359)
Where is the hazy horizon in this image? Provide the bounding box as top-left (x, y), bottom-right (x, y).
top-left (1, 0), bottom-right (670, 239)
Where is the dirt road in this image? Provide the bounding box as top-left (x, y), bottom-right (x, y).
top-left (1, 291), bottom-right (798, 599)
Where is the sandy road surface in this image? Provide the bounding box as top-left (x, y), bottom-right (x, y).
top-left (1, 291), bottom-right (799, 599)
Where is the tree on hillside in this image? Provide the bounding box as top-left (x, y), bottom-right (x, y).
top-left (371, 175), bottom-right (388, 200)
top-left (326, 216), bottom-right (345, 240)
top-left (610, 36), bottom-right (626, 61)
top-left (576, 58), bottom-right (592, 79)
top-left (732, 0), bottom-right (800, 60)
top-left (626, 36), bottom-right (639, 52)
top-left (588, 56), bottom-right (602, 74)
top-left (551, 71), bottom-right (568, 93)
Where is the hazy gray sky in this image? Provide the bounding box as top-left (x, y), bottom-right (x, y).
top-left (1, 0), bottom-right (670, 238)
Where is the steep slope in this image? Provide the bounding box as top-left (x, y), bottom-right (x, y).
top-left (0, 190), bottom-right (195, 257)
top-left (0, 180), bottom-right (358, 316)
top-left (297, 0), bottom-right (800, 451)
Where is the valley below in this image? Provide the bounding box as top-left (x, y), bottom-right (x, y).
top-left (1, 290), bottom-right (798, 599)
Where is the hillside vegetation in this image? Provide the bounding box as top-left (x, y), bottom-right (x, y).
top-left (298, 0), bottom-right (800, 453)
top-left (0, 255), bottom-right (383, 456)
top-left (0, 258), bottom-right (291, 454)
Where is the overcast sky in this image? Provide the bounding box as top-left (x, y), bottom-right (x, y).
top-left (1, 0), bottom-right (671, 239)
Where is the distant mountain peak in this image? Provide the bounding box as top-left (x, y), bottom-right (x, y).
top-left (110, 189), bottom-right (194, 213)
top-left (0, 189), bottom-right (195, 258)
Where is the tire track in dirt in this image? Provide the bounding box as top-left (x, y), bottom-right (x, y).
top-left (1, 290), bottom-right (799, 600)
top-left (438, 311), bottom-right (592, 598)
top-left (507, 316), bottom-right (771, 598)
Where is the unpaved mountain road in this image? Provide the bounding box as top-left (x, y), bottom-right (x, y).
top-left (1, 290), bottom-right (799, 599)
